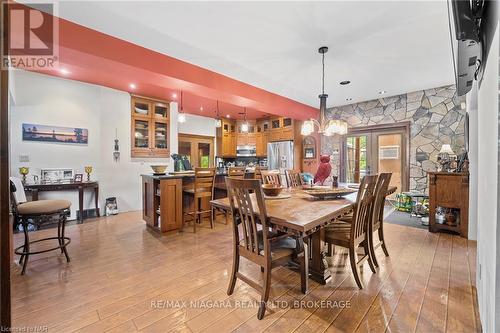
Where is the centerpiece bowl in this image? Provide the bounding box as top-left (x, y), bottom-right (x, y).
top-left (261, 184), bottom-right (284, 197)
top-left (150, 165), bottom-right (168, 175)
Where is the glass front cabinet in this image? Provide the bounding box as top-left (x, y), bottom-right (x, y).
top-left (131, 96), bottom-right (170, 158)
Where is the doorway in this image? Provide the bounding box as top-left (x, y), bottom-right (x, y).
top-left (342, 123), bottom-right (410, 193)
top-left (178, 134), bottom-right (215, 168)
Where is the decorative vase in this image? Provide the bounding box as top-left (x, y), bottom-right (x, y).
top-left (331, 175), bottom-right (339, 188)
top-left (19, 167), bottom-right (29, 184)
top-left (84, 166), bottom-right (93, 181)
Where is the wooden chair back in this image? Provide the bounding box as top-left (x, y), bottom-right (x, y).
top-left (261, 170), bottom-right (282, 186)
top-left (372, 173), bottom-right (392, 228)
top-left (194, 167), bottom-right (216, 198)
top-left (351, 175), bottom-right (377, 245)
top-left (225, 178), bottom-right (270, 259)
top-left (285, 169), bottom-right (303, 188)
top-left (228, 166), bottom-right (246, 179)
top-left (254, 166), bottom-right (263, 182)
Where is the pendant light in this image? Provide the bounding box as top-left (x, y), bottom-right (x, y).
top-left (300, 46), bottom-right (348, 136)
top-left (240, 107), bottom-right (249, 132)
top-left (215, 100), bottom-right (222, 128)
top-left (177, 91), bottom-right (186, 123)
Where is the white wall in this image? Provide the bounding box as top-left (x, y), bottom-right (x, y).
top-left (467, 82), bottom-right (478, 241)
top-left (178, 113), bottom-right (216, 137)
top-left (474, 23), bottom-right (499, 333)
top-left (9, 70), bottom-right (179, 219)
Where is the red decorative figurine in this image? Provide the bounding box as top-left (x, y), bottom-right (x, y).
top-left (314, 154), bottom-right (332, 185)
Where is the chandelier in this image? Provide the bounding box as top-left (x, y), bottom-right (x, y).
top-left (301, 46), bottom-right (348, 136)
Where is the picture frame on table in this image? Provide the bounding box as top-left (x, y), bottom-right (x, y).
top-left (74, 173), bottom-right (83, 183)
top-left (40, 168), bottom-right (74, 183)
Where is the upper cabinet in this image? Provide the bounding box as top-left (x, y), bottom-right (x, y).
top-left (131, 96), bottom-right (170, 158)
top-left (217, 118), bottom-right (237, 157)
top-left (269, 116), bottom-right (294, 142)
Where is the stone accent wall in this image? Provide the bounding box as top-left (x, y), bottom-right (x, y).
top-left (322, 85), bottom-right (466, 193)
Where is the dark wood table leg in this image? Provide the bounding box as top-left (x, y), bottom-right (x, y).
top-left (308, 227), bottom-right (332, 285)
top-left (78, 186), bottom-right (83, 223)
top-left (300, 238), bottom-right (309, 294)
top-left (94, 185), bottom-right (100, 217)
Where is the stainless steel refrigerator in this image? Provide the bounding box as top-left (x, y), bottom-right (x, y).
top-left (267, 141), bottom-right (294, 172)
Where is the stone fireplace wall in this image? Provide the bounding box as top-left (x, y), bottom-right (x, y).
top-left (322, 85), bottom-right (466, 193)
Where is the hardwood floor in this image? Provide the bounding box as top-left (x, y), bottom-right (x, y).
top-left (10, 211), bottom-right (480, 333)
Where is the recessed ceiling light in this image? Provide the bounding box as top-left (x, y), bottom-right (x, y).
top-left (226, 114), bottom-right (230, 118)
top-left (60, 68), bottom-right (70, 75)
top-left (346, 98), bottom-right (352, 101)
top-left (379, 90), bottom-right (386, 95)
top-left (200, 106), bottom-right (204, 111)
top-left (129, 83), bottom-right (136, 89)
top-left (340, 80), bottom-right (351, 85)
top-left (172, 93), bottom-right (177, 99)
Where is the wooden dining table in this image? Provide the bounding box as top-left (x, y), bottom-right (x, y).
top-left (210, 185), bottom-right (397, 293)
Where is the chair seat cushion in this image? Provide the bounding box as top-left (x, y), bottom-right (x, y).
top-left (268, 237), bottom-right (297, 260)
top-left (325, 229), bottom-right (350, 242)
top-left (18, 200), bottom-right (71, 215)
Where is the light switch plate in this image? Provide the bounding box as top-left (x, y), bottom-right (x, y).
top-left (19, 155), bottom-right (29, 162)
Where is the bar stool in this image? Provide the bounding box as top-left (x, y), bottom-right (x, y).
top-left (183, 167), bottom-right (216, 232)
top-left (10, 177), bottom-right (71, 275)
top-left (228, 166), bottom-right (246, 180)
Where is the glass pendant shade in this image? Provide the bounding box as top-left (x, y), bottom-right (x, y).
top-left (178, 113), bottom-right (186, 123)
top-left (300, 120), bottom-right (315, 136)
top-left (215, 118), bottom-right (222, 128)
top-left (241, 122), bottom-right (249, 133)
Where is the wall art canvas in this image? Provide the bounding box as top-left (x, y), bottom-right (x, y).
top-left (22, 123), bottom-right (88, 145)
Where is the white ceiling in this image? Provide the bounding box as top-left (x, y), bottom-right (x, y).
top-left (52, 0), bottom-right (455, 108)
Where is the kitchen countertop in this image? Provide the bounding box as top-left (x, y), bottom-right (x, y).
top-left (141, 169), bottom-right (258, 180)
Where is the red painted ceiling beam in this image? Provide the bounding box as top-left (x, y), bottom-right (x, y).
top-left (13, 4), bottom-right (318, 121)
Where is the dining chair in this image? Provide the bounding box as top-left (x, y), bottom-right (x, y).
top-left (225, 178), bottom-right (307, 319)
top-left (261, 170), bottom-right (282, 186)
top-left (324, 175), bottom-right (378, 289)
top-left (285, 169), bottom-right (303, 188)
top-left (228, 166), bottom-right (246, 179)
top-left (332, 173), bottom-right (392, 268)
top-left (183, 167), bottom-right (216, 232)
top-left (10, 177), bottom-right (72, 275)
top-left (368, 173), bottom-right (392, 267)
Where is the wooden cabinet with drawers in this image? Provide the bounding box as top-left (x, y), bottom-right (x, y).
top-left (131, 96), bottom-right (170, 158)
top-left (428, 172), bottom-right (469, 238)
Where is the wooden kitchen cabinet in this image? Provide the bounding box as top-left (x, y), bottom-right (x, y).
top-left (142, 176), bottom-right (183, 233)
top-left (236, 120), bottom-right (256, 146)
top-left (268, 116), bottom-right (294, 142)
top-left (255, 119), bottom-right (269, 156)
top-left (217, 118), bottom-right (236, 157)
top-left (131, 96), bottom-right (170, 158)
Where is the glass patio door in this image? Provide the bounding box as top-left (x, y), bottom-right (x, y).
top-left (343, 126), bottom-right (408, 193)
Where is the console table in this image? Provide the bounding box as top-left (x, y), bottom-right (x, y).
top-left (24, 181), bottom-right (100, 223)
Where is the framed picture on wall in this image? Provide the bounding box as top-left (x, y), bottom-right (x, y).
top-left (22, 123), bottom-right (88, 145)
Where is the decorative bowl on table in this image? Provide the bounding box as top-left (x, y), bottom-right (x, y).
top-left (150, 165), bottom-right (168, 175)
top-left (303, 187), bottom-right (357, 200)
top-left (261, 184), bottom-right (284, 197)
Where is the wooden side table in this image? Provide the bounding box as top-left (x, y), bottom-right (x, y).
top-left (428, 172), bottom-right (469, 238)
top-left (24, 181), bottom-right (100, 223)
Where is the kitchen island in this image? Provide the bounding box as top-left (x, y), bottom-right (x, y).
top-left (141, 170), bottom-right (254, 233)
